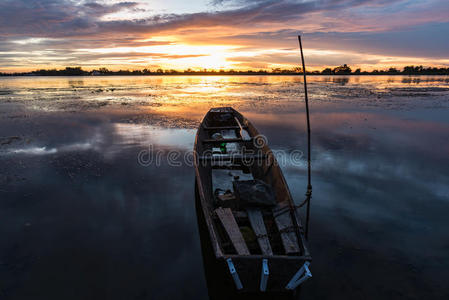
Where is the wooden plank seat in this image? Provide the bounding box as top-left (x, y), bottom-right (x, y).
top-left (211, 164), bottom-right (244, 169)
top-left (198, 153), bottom-right (267, 161)
top-left (202, 137), bottom-right (253, 144)
top-left (215, 207), bottom-right (250, 255)
top-left (202, 125), bottom-right (248, 130)
top-left (246, 208), bottom-right (273, 255)
top-left (272, 202), bottom-right (301, 254)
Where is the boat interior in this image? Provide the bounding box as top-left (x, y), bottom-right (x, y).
top-left (195, 108), bottom-right (308, 258)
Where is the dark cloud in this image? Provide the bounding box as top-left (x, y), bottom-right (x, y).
top-left (0, 37), bottom-right (172, 52)
top-left (0, 0), bottom-right (410, 38)
top-left (82, 1), bottom-right (140, 16)
top-left (208, 22), bottom-right (449, 60)
top-left (0, 0), bottom-right (140, 37)
top-left (304, 24), bottom-right (449, 59)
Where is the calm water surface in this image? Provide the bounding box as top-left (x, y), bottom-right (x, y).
top-left (0, 76), bottom-right (448, 299)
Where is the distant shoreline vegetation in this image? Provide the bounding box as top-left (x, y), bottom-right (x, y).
top-left (1, 65), bottom-right (449, 76)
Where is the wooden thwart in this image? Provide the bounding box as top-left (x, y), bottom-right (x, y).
top-left (247, 209), bottom-right (273, 255)
top-left (203, 138), bottom-right (249, 144)
top-left (272, 202), bottom-right (301, 254)
top-left (202, 125), bottom-right (247, 130)
top-left (215, 207), bottom-right (250, 255)
top-left (199, 153), bottom-right (267, 161)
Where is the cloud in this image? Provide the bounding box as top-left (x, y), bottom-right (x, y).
top-left (0, 0), bottom-right (140, 37)
top-left (215, 22), bottom-right (449, 59)
top-left (0, 0), bottom-right (418, 38)
top-left (75, 52), bottom-right (208, 60)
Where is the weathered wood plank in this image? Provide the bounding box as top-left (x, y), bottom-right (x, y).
top-left (215, 207), bottom-right (250, 255)
top-left (199, 153), bottom-right (267, 161)
top-left (247, 209), bottom-right (273, 256)
top-left (202, 138), bottom-right (248, 144)
top-left (272, 202), bottom-right (300, 254)
top-left (203, 125), bottom-right (248, 131)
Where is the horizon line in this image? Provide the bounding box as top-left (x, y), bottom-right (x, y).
top-left (2, 65), bottom-right (449, 76)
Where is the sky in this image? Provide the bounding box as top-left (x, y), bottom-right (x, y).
top-left (0, 0), bottom-right (448, 72)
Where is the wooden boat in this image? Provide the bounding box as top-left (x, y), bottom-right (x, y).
top-left (194, 107), bottom-right (312, 294)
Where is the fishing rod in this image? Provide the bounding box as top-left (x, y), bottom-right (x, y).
top-left (298, 35), bottom-right (312, 240)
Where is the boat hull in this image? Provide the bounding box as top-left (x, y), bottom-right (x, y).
top-left (193, 107), bottom-right (311, 297)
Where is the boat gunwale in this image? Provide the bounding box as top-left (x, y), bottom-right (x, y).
top-left (194, 116), bottom-right (224, 258)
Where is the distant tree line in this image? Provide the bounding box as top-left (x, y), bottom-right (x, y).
top-left (1, 65), bottom-right (449, 76)
top-left (317, 64), bottom-right (449, 75)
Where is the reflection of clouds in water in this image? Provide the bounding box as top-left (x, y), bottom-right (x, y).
top-left (2, 123), bottom-right (196, 159)
top-left (4, 135), bottom-right (103, 156)
top-left (278, 134), bottom-right (449, 231)
top-left (112, 123), bottom-right (195, 151)
top-left (10, 146), bottom-right (58, 155)
top-left (7, 143), bottom-right (95, 155)
top-left (7, 143), bottom-right (93, 155)
top-left (316, 148), bottom-right (448, 193)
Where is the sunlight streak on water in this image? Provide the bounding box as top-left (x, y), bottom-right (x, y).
top-left (1, 75), bottom-right (448, 115)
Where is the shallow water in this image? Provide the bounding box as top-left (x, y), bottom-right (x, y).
top-left (0, 75), bottom-right (448, 299)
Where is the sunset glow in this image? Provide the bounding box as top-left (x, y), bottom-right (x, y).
top-left (0, 0), bottom-right (448, 72)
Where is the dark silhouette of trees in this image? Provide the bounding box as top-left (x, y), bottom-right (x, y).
top-left (321, 68), bottom-right (332, 75)
top-left (387, 67), bottom-right (398, 74)
top-left (333, 64), bottom-right (352, 75)
top-left (98, 67), bottom-right (110, 74)
top-left (2, 64), bottom-right (449, 76)
top-left (60, 67), bottom-right (85, 75)
top-left (403, 65), bottom-right (425, 75)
